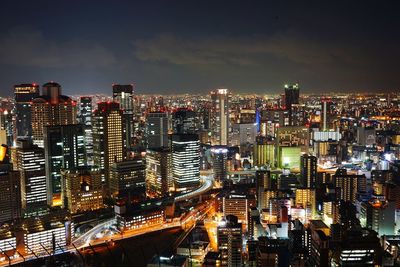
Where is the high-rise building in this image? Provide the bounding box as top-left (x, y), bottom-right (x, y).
top-left (217, 215), bottom-right (242, 267)
top-left (171, 134), bottom-right (200, 191)
top-left (295, 188), bottom-right (316, 222)
top-left (253, 136), bottom-right (276, 168)
top-left (284, 83), bottom-right (300, 110)
top-left (13, 139), bottom-right (47, 213)
top-left (146, 148), bottom-right (172, 197)
top-left (0, 109), bottom-right (13, 147)
top-left (79, 96), bottom-right (93, 163)
top-left (61, 167), bottom-right (103, 214)
top-left (211, 89), bottom-right (230, 146)
top-left (110, 158), bottom-right (146, 198)
top-left (146, 112), bottom-right (169, 149)
top-left (172, 108), bottom-right (198, 134)
top-left (14, 83), bottom-right (40, 138)
top-left (44, 124), bottom-right (87, 206)
top-left (231, 123), bottom-right (257, 147)
top-left (333, 169), bottom-right (366, 202)
top-left (0, 163), bottom-right (21, 223)
top-left (92, 101), bottom-right (126, 185)
top-left (211, 146), bottom-right (228, 182)
top-left (300, 154), bottom-right (317, 188)
top-left (31, 82), bottom-right (77, 147)
top-left (112, 84), bottom-right (134, 150)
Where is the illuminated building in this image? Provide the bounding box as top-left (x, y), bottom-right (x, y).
top-left (112, 84), bottom-right (134, 150)
top-left (222, 193), bottom-right (255, 223)
top-left (171, 134), bottom-right (200, 191)
top-left (333, 169), bottom-right (366, 202)
top-left (308, 220), bottom-right (330, 267)
top-left (146, 148), bottom-right (172, 197)
top-left (79, 96), bottom-right (93, 164)
top-left (253, 136), bottom-right (275, 167)
top-left (239, 108), bottom-right (256, 124)
top-left (44, 124), bottom-right (86, 206)
top-left (359, 199), bottom-right (396, 236)
top-left (300, 154), bottom-right (317, 188)
top-left (14, 83), bottom-right (39, 138)
top-left (146, 112), bottom-right (169, 149)
top-left (115, 199), bottom-right (167, 231)
top-left (276, 126), bottom-right (309, 169)
top-left (92, 101), bottom-right (126, 185)
top-left (284, 83), bottom-right (300, 110)
top-left (0, 164), bottom-right (21, 223)
top-left (217, 215), bottom-right (242, 267)
top-left (279, 147), bottom-right (302, 169)
top-left (13, 139), bottom-right (47, 213)
top-left (172, 108), bottom-right (198, 134)
top-left (211, 146), bottom-right (228, 182)
top-left (210, 89), bottom-right (230, 146)
top-left (110, 158), bottom-right (146, 197)
top-left (260, 108), bottom-right (290, 136)
top-left (321, 99), bottom-right (333, 131)
top-left (295, 188), bottom-right (316, 222)
top-left (231, 123), bottom-right (257, 147)
top-left (31, 82), bottom-right (77, 147)
top-left (357, 126), bottom-right (376, 147)
top-left (0, 109), bottom-right (13, 147)
top-left (61, 167), bottom-right (103, 214)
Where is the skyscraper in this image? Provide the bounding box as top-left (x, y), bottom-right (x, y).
top-left (79, 96), bottom-right (93, 163)
top-left (13, 139), bottom-right (47, 214)
top-left (300, 154), bottom-right (317, 188)
top-left (92, 101), bottom-right (126, 186)
top-left (284, 83), bottom-right (300, 110)
top-left (14, 83), bottom-right (40, 138)
top-left (31, 82), bottom-right (77, 147)
top-left (0, 163), bottom-right (21, 223)
top-left (217, 215), bottom-right (242, 267)
top-left (113, 84), bottom-right (134, 150)
top-left (172, 108), bottom-right (198, 134)
top-left (44, 124), bottom-right (87, 206)
top-left (171, 134), bottom-right (200, 191)
top-left (146, 112), bottom-right (169, 149)
top-left (211, 146), bottom-right (228, 182)
top-left (110, 158), bottom-right (146, 197)
top-left (211, 89), bottom-right (230, 146)
top-left (146, 148), bottom-right (172, 197)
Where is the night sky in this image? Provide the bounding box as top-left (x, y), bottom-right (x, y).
top-left (1, 0), bottom-right (400, 96)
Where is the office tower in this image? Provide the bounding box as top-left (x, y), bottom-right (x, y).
top-left (284, 83), bottom-right (300, 110)
top-left (300, 154), bottom-right (317, 188)
top-left (146, 148), bottom-right (172, 197)
top-left (13, 139), bottom-right (47, 213)
top-left (260, 108), bottom-right (290, 137)
top-left (171, 134), bottom-right (200, 191)
top-left (276, 126), bottom-right (309, 169)
top-left (14, 83), bottom-right (40, 138)
top-left (211, 146), bottom-right (228, 182)
top-left (112, 84), bottom-right (134, 150)
top-left (172, 108), bottom-right (198, 134)
top-left (0, 109), bottom-right (13, 147)
top-left (31, 82), bottom-right (77, 147)
top-left (146, 112), bottom-right (169, 149)
top-left (321, 99), bottom-right (332, 131)
top-left (231, 123), bottom-right (257, 147)
top-left (79, 96), bottom-right (93, 163)
top-left (333, 169), bottom-right (366, 202)
top-left (110, 158), bottom-right (146, 197)
top-left (92, 101), bottom-right (126, 185)
top-left (210, 89), bottom-right (230, 146)
top-left (217, 215), bottom-right (242, 267)
top-left (295, 188), bottom-right (316, 222)
top-left (223, 193), bottom-right (255, 223)
top-left (0, 163), bottom-right (21, 223)
top-left (359, 199), bottom-right (396, 236)
top-left (253, 136), bottom-right (275, 168)
top-left (44, 124), bottom-right (87, 206)
top-left (61, 167), bottom-right (103, 214)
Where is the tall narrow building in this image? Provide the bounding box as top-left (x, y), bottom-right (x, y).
top-left (284, 83), bottom-right (300, 110)
top-left (113, 84), bottom-right (134, 150)
top-left (31, 82), bottom-right (77, 147)
top-left (92, 102), bottom-right (126, 187)
top-left (171, 134), bottom-right (200, 191)
top-left (0, 163), bottom-right (21, 223)
top-left (14, 83), bottom-right (40, 138)
top-left (146, 112), bottom-right (169, 149)
top-left (210, 89), bottom-right (230, 146)
top-left (44, 124), bottom-right (86, 206)
top-left (79, 96), bottom-right (93, 164)
top-left (13, 139), bottom-right (47, 215)
top-left (300, 154), bottom-right (317, 188)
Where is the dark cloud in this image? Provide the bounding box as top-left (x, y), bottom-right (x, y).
top-left (0, 28), bottom-right (116, 68)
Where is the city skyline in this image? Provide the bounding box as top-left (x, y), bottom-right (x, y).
top-left (1, 1), bottom-right (400, 96)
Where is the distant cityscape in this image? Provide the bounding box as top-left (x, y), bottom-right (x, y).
top-left (0, 82), bottom-right (399, 266)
